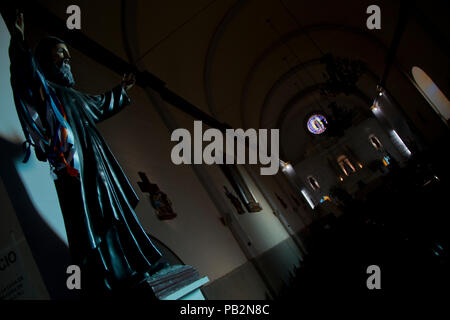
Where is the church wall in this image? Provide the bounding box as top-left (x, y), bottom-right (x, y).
top-left (249, 167), bottom-right (312, 235)
top-left (0, 176), bottom-right (52, 300)
top-left (167, 105), bottom-right (305, 296)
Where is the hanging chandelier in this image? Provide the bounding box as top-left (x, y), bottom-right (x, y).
top-left (320, 53), bottom-right (366, 97)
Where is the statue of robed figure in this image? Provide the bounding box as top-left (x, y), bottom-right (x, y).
top-left (7, 10), bottom-right (165, 297)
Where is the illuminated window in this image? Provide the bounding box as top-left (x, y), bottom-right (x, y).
top-left (280, 160), bottom-right (292, 173)
top-left (307, 176), bottom-right (320, 191)
top-left (412, 66), bottom-right (450, 123)
top-left (369, 134), bottom-right (383, 150)
top-left (307, 114), bottom-right (328, 134)
top-left (337, 155), bottom-right (356, 176)
top-left (390, 130), bottom-right (411, 157)
top-left (301, 189), bottom-right (315, 209)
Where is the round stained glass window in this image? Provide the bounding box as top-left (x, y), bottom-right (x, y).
top-left (307, 114), bottom-right (328, 134)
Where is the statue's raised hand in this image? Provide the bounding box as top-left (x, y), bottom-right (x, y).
top-left (121, 73), bottom-right (136, 92)
top-left (15, 11), bottom-right (25, 41)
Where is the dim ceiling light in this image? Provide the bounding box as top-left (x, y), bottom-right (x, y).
top-left (280, 160), bottom-right (292, 172)
top-left (376, 85), bottom-right (384, 96)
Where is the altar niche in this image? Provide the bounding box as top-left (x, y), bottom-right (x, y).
top-left (170, 121), bottom-right (280, 175)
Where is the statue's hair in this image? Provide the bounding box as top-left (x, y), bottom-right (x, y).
top-left (34, 36), bottom-right (66, 71)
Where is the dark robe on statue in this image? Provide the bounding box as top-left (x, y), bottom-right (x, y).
top-left (9, 31), bottom-right (162, 296)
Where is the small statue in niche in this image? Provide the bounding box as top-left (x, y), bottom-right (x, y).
top-left (138, 172), bottom-right (177, 220)
top-left (247, 202), bottom-right (263, 212)
top-left (150, 186), bottom-right (177, 220)
top-left (224, 186), bottom-right (245, 214)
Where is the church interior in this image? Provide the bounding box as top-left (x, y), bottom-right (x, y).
top-left (0, 0), bottom-right (449, 301)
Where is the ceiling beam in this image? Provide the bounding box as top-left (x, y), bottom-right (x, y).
top-left (380, 0), bottom-right (413, 87)
top-left (203, 0), bottom-right (250, 118)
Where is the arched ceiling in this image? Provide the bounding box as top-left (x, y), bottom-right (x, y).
top-left (36, 0), bottom-right (449, 164)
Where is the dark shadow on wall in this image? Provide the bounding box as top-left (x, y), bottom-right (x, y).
top-left (0, 136), bottom-right (80, 300)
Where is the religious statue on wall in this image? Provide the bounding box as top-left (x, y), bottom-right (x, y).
top-left (6, 10), bottom-right (168, 298)
top-left (220, 164), bottom-right (262, 213)
top-left (320, 53), bottom-right (365, 97)
top-left (224, 186), bottom-right (246, 214)
top-left (138, 172), bottom-right (177, 220)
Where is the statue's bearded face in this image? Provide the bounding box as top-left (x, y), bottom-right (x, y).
top-left (47, 43), bottom-right (75, 87)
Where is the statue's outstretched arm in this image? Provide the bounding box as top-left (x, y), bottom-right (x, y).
top-left (85, 85), bottom-right (132, 123)
top-left (84, 73), bottom-right (135, 123)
